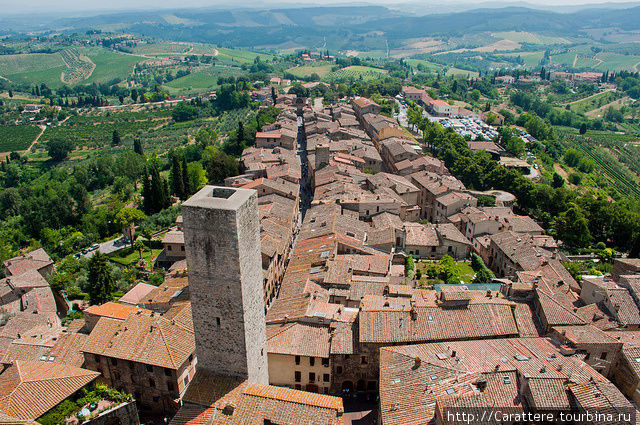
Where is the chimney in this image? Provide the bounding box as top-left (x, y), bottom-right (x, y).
top-left (414, 356), bottom-right (422, 368)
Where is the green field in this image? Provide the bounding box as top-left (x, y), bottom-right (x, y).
top-left (501, 51), bottom-right (545, 68)
top-left (568, 91), bottom-right (620, 114)
top-left (406, 59), bottom-right (443, 72)
top-left (4, 66), bottom-right (66, 87)
top-left (215, 47), bottom-right (274, 64)
top-left (575, 56), bottom-right (601, 69)
top-left (132, 41), bottom-right (192, 55)
top-left (594, 52), bottom-right (640, 71)
top-left (83, 49), bottom-right (145, 85)
top-left (324, 65), bottom-right (389, 82)
top-left (286, 63), bottom-right (334, 78)
top-left (550, 52), bottom-right (578, 67)
top-left (0, 53), bottom-right (64, 74)
top-left (492, 31), bottom-right (570, 45)
top-left (446, 67), bottom-right (480, 78)
top-left (0, 48), bottom-right (145, 87)
top-left (0, 125), bottom-right (41, 152)
top-left (163, 66), bottom-right (243, 94)
top-left (164, 72), bottom-right (219, 93)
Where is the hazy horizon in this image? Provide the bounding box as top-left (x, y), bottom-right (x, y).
top-left (1, 0), bottom-right (639, 16)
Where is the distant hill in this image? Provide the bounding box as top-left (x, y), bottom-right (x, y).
top-left (2, 4), bottom-right (640, 50)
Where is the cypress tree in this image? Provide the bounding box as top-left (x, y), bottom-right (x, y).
top-left (237, 121), bottom-right (244, 144)
top-left (182, 158), bottom-right (191, 197)
top-left (142, 168), bottom-right (152, 214)
top-left (133, 138), bottom-right (143, 155)
top-left (171, 155), bottom-right (185, 199)
top-left (149, 166), bottom-right (164, 213)
top-left (112, 129), bottom-right (121, 146)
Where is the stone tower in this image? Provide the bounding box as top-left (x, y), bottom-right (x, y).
top-left (182, 186), bottom-right (268, 384)
top-left (315, 144), bottom-right (330, 170)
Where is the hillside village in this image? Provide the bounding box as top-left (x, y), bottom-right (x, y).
top-left (2, 79), bottom-right (640, 425)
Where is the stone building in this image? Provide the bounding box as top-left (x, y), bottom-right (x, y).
top-left (82, 306), bottom-right (196, 414)
top-left (182, 186), bottom-right (268, 384)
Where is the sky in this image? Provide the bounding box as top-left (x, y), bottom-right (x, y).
top-left (0, 0), bottom-right (638, 16)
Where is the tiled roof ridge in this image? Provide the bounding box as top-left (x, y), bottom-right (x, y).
top-left (242, 385), bottom-right (342, 410)
top-left (157, 316), bottom-right (178, 369)
top-left (12, 360), bottom-right (99, 383)
top-left (266, 323), bottom-right (296, 341)
top-left (537, 289), bottom-right (585, 324)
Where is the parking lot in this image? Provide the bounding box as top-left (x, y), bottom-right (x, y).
top-left (429, 116), bottom-right (499, 141)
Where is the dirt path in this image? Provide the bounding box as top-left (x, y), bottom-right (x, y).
top-left (572, 54), bottom-right (578, 68)
top-left (561, 88), bottom-right (614, 107)
top-left (585, 96), bottom-right (631, 118)
top-left (23, 124), bottom-right (47, 153)
top-left (634, 61), bottom-right (640, 72)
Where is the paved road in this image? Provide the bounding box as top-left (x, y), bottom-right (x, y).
top-left (82, 237), bottom-right (129, 259)
top-left (395, 99), bottom-right (409, 128)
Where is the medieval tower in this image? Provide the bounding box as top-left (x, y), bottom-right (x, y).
top-left (182, 186), bottom-right (268, 384)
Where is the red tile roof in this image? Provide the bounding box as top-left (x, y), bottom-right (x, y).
top-left (0, 361), bottom-right (99, 421)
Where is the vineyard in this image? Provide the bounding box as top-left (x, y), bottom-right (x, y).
top-left (324, 65), bottom-right (389, 82)
top-left (134, 108), bottom-right (255, 152)
top-left (60, 48), bottom-right (96, 85)
top-left (65, 108), bottom-right (173, 125)
top-left (557, 129), bottom-right (640, 198)
top-left (42, 120), bottom-right (163, 148)
top-left (0, 125), bottom-right (41, 152)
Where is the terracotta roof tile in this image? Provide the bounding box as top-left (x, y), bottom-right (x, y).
top-left (0, 360), bottom-right (99, 420)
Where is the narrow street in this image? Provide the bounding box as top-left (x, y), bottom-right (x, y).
top-left (284, 115), bottom-right (312, 264)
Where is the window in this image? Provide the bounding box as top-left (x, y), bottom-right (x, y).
top-left (110, 358), bottom-right (117, 366)
top-left (181, 246), bottom-right (185, 251)
top-left (324, 387), bottom-right (329, 394)
top-left (309, 372), bottom-right (316, 382)
top-left (167, 245), bottom-right (172, 251)
top-left (367, 381), bottom-right (377, 391)
top-left (337, 366), bottom-right (343, 375)
top-left (184, 376), bottom-right (190, 386)
top-left (322, 358), bottom-right (329, 367)
top-left (600, 352), bottom-right (608, 360)
top-left (149, 378), bottom-right (156, 388)
top-left (94, 355), bottom-right (100, 363)
top-left (188, 354), bottom-right (194, 363)
top-left (164, 368), bottom-right (172, 377)
top-left (146, 365), bottom-right (153, 373)
top-left (295, 384), bottom-right (301, 390)
top-left (216, 317), bottom-right (221, 328)
top-left (361, 356), bottom-right (368, 365)
top-left (295, 371), bottom-right (301, 382)
top-left (167, 382), bottom-right (175, 392)
top-left (310, 357), bottom-right (315, 366)
top-left (295, 356), bottom-right (300, 365)
top-left (323, 374), bottom-right (330, 382)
